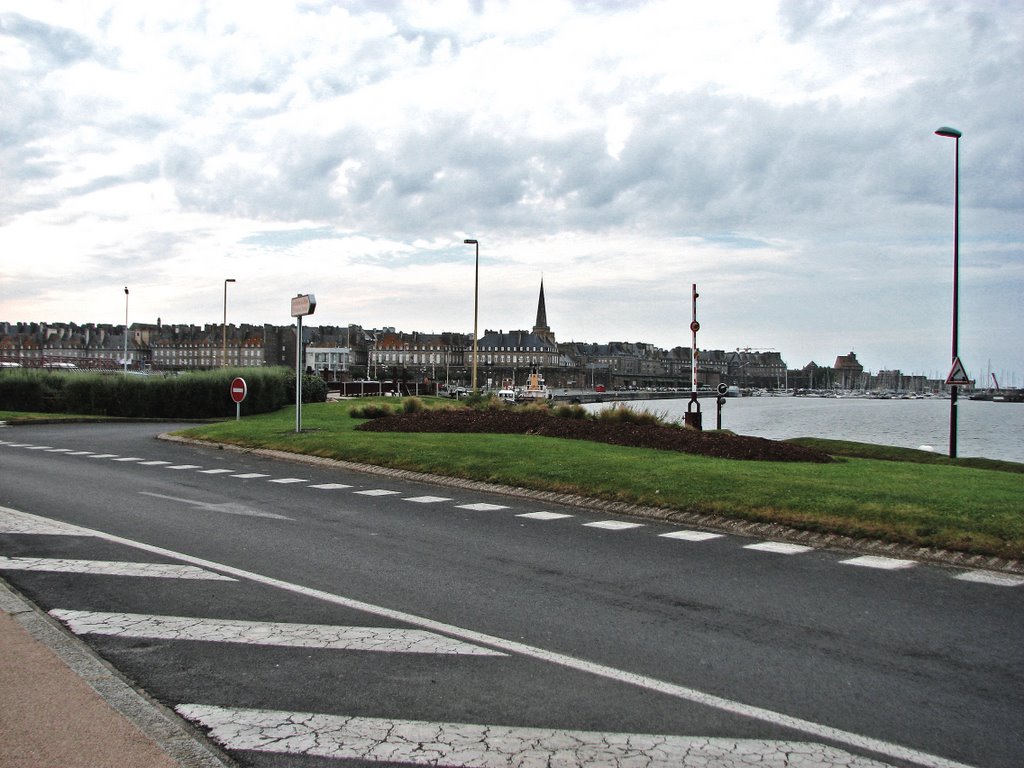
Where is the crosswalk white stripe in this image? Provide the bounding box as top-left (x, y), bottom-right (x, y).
top-left (0, 556), bottom-right (235, 580)
top-left (175, 704), bottom-right (894, 768)
top-left (49, 610), bottom-right (505, 656)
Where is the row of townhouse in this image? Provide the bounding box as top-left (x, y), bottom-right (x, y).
top-left (0, 319), bottom-right (794, 390)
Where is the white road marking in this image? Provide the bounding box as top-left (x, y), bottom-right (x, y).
top-left (404, 495), bottom-right (453, 504)
top-left (139, 492), bottom-right (292, 520)
top-left (175, 705), bottom-right (895, 768)
top-left (197, 469), bottom-right (234, 474)
top-left (842, 556), bottom-right (917, 570)
top-left (517, 511), bottom-right (574, 521)
top-left (88, 453), bottom-right (119, 459)
top-left (584, 520), bottom-right (643, 530)
top-left (267, 478), bottom-right (307, 484)
top-left (660, 530), bottom-right (724, 542)
top-left (308, 483), bottom-right (352, 490)
top-left (25, 445), bottom-right (53, 450)
top-left (44, 448), bottom-right (73, 453)
top-left (0, 509), bottom-right (96, 536)
top-left (457, 503), bottom-right (508, 511)
top-left (0, 556), bottom-right (235, 580)
top-left (166, 464), bottom-right (202, 470)
top-left (66, 451), bottom-right (95, 456)
top-left (231, 473), bottom-right (270, 479)
top-left (49, 610), bottom-right (505, 656)
top-left (355, 489), bottom-right (401, 496)
top-left (138, 460), bottom-right (172, 466)
top-left (953, 570), bottom-right (1024, 587)
top-left (744, 541), bottom-right (813, 555)
top-left (112, 456), bottom-right (144, 462)
top-left (0, 506), bottom-right (986, 768)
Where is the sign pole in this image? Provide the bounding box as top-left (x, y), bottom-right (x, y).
top-left (296, 314), bottom-right (303, 433)
top-left (290, 293), bottom-right (317, 434)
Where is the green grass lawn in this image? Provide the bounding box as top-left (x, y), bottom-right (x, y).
top-left (174, 399), bottom-right (1024, 560)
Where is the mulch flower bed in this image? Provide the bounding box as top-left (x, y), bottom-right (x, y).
top-left (355, 408), bottom-right (833, 463)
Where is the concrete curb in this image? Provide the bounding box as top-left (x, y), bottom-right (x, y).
top-left (159, 433), bottom-right (1023, 576)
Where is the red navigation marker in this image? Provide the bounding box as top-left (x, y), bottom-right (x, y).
top-left (230, 377), bottom-right (248, 404)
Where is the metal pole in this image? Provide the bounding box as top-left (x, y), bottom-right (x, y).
top-left (123, 286), bottom-right (129, 374)
top-left (295, 316), bottom-right (303, 433)
top-left (935, 127), bottom-right (961, 458)
top-left (464, 239), bottom-right (479, 392)
top-left (223, 278), bottom-right (235, 367)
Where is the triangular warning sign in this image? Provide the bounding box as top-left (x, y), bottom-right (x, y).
top-left (946, 357), bottom-right (970, 386)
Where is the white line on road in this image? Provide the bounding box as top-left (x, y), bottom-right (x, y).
top-left (517, 511), bottom-right (574, 521)
top-left (139, 492), bottom-right (292, 520)
top-left (267, 478), bottom-right (307, 484)
top-left (354, 489), bottom-right (401, 496)
top-left (231, 473), bottom-right (270, 479)
top-left (0, 556), bottom-right (235, 580)
top-left (953, 570), bottom-right (1024, 587)
top-left (404, 496), bottom-right (453, 504)
top-left (175, 704), bottom-right (895, 768)
top-left (0, 506), bottom-right (985, 768)
top-left (457, 503), bottom-right (509, 511)
top-left (308, 483), bottom-right (352, 490)
top-left (49, 610), bottom-right (505, 656)
top-left (744, 541), bottom-right (814, 555)
top-left (660, 530), bottom-right (724, 542)
top-left (842, 556), bottom-right (917, 570)
top-left (584, 520), bottom-right (644, 530)
top-left (197, 469), bottom-right (235, 474)
top-left (166, 464), bottom-right (202, 470)
top-left (138, 460), bottom-right (172, 466)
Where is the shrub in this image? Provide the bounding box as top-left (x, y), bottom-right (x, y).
top-left (350, 402), bottom-right (394, 419)
top-left (553, 403), bottom-right (588, 419)
top-left (402, 396), bottom-right (426, 414)
top-left (595, 403), bottom-right (666, 426)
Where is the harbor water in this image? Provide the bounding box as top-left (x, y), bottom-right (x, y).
top-left (588, 395), bottom-right (1024, 464)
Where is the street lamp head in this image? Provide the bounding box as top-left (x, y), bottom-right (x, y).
top-left (464, 239), bottom-right (478, 245)
top-left (225, 278), bottom-right (236, 283)
top-left (935, 126), bottom-right (962, 139)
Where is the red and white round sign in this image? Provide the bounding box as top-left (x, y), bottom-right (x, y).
top-left (230, 377), bottom-right (248, 404)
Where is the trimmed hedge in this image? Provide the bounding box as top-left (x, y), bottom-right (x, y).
top-left (0, 367), bottom-right (323, 419)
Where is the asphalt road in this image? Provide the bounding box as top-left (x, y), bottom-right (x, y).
top-left (1, 422), bottom-right (1021, 768)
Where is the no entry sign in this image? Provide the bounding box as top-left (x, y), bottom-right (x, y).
top-left (229, 376), bottom-right (246, 417)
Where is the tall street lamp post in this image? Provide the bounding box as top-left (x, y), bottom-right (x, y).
top-left (223, 278), bottom-right (236, 367)
top-left (464, 238), bottom-right (480, 393)
top-left (123, 286), bottom-right (129, 375)
top-left (935, 126), bottom-right (961, 458)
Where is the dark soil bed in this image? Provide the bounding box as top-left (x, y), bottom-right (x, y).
top-left (355, 408), bottom-right (833, 463)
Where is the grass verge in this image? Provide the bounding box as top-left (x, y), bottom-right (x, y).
top-left (173, 399), bottom-right (1024, 560)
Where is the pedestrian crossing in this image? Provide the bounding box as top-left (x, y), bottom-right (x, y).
top-left (1, 438), bottom-right (1023, 587)
top-left (0, 505), bottom-right (948, 767)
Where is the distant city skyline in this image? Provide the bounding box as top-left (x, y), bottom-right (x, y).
top-left (1, 2), bottom-right (1021, 383)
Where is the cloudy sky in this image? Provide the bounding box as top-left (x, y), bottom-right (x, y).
top-left (2, 1), bottom-right (1022, 381)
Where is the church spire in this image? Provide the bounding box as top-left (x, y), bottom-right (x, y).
top-left (533, 279), bottom-right (552, 339)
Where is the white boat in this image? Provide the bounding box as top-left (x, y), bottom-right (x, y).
top-left (517, 369), bottom-right (551, 402)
